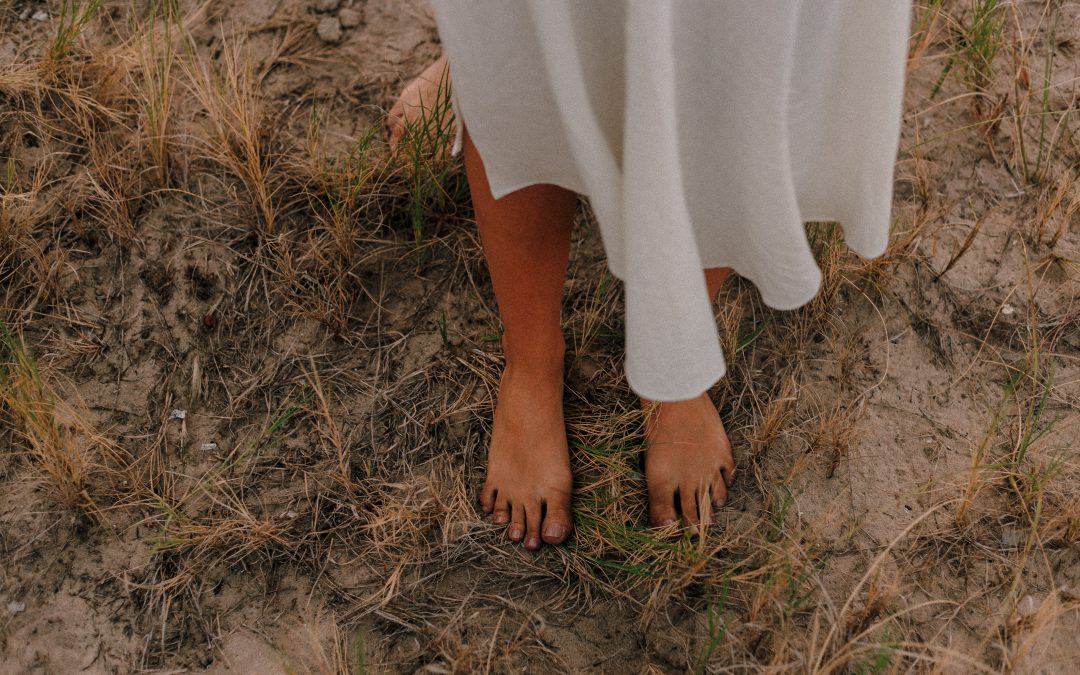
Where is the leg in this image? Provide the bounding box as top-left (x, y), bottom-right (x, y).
top-left (642, 266), bottom-right (736, 532)
top-left (705, 266), bottom-right (731, 301)
top-left (463, 126), bottom-right (577, 550)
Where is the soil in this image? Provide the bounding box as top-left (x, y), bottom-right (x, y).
top-left (1, 0), bottom-right (1078, 673)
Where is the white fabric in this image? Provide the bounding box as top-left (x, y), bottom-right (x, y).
top-left (430, 0), bottom-right (912, 401)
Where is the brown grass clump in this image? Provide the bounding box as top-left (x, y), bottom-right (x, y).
top-left (0, 321), bottom-right (126, 521)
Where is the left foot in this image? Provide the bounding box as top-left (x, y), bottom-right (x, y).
top-left (642, 392), bottom-right (736, 530)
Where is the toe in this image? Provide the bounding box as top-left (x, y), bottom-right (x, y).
top-left (720, 451), bottom-right (737, 488)
top-left (680, 486), bottom-right (700, 526)
top-left (722, 462), bottom-right (736, 488)
top-left (711, 472), bottom-right (729, 508)
top-left (541, 499), bottom-right (573, 545)
top-left (649, 484), bottom-right (679, 528)
top-left (492, 493), bottom-right (511, 526)
top-left (480, 484), bottom-right (496, 514)
top-left (524, 500), bottom-right (543, 551)
top-left (508, 502), bottom-right (526, 542)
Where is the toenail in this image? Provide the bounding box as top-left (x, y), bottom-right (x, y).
top-left (543, 523), bottom-right (565, 540)
top-left (660, 518), bottom-right (676, 527)
top-left (526, 536), bottom-right (540, 549)
top-left (509, 526), bottom-right (523, 540)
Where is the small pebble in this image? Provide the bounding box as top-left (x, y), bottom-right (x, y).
top-left (1016, 595), bottom-right (1039, 618)
top-left (313, 0), bottom-right (340, 12)
top-left (7, 600), bottom-right (26, 614)
top-left (1000, 525), bottom-right (1025, 549)
top-left (31, 10), bottom-right (49, 21)
top-left (338, 8), bottom-right (362, 28)
top-left (200, 442), bottom-right (218, 451)
top-left (1001, 303), bottom-right (1016, 316)
top-left (317, 16), bottom-right (343, 43)
top-left (169, 409), bottom-right (186, 420)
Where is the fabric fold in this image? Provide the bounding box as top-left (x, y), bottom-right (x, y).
top-left (431, 0), bottom-right (911, 400)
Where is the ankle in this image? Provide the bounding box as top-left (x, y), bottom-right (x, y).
top-left (502, 333), bottom-right (566, 379)
top-left (641, 391), bottom-right (709, 423)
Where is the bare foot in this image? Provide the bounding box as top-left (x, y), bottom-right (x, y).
top-left (642, 392), bottom-right (736, 530)
top-left (386, 53), bottom-right (451, 152)
top-left (479, 356), bottom-right (574, 550)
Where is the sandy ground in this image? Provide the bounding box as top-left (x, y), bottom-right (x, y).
top-left (1, 0), bottom-right (1079, 673)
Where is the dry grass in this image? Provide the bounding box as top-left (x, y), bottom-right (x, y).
top-left (0, 0), bottom-right (1078, 672)
top-left (0, 320), bottom-right (128, 520)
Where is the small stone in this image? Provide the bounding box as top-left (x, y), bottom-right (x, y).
top-left (169, 409), bottom-right (186, 420)
top-left (338, 8), bottom-right (362, 28)
top-left (316, 16), bottom-right (343, 43)
top-left (313, 0), bottom-right (340, 12)
top-left (1001, 303), bottom-right (1016, 316)
top-left (31, 10), bottom-right (49, 21)
top-left (1016, 595), bottom-right (1039, 618)
top-left (1001, 525), bottom-right (1025, 549)
top-left (200, 442), bottom-right (218, 451)
top-left (7, 600), bottom-right (25, 614)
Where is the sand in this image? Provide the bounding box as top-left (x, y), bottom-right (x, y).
top-left (1, 0), bottom-right (1078, 672)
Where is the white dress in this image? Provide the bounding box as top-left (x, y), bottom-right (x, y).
top-left (429, 1), bottom-right (912, 401)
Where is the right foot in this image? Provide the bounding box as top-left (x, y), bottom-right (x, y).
top-left (479, 355), bottom-right (574, 550)
top-left (642, 392), bottom-right (736, 531)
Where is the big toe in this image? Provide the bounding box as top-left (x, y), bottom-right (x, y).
top-left (541, 502), bottom-right (573, 545)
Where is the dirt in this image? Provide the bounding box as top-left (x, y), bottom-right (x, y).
top-left (1, 0), bottom-right (1078, 673)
